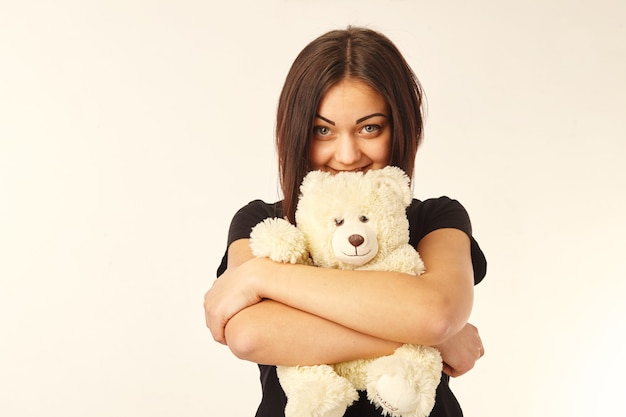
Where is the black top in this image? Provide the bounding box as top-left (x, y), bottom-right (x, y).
top-left (216, 197), bottom-right (487, 417)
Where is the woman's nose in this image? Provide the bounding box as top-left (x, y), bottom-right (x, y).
top-left (334, 135), bottom-right (361, 165)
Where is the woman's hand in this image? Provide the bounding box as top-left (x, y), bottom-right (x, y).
top-left (434, 322), bottom-right (484, 377)
top-left (204, 257), bottom-right (270, 344)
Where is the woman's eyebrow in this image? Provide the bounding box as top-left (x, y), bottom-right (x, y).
top-left (316, 113), bottom-right (387, 125)
top-left (315, 114), bottom-right (335, 125)
top-left (356, 113), bottom-right (387, 124)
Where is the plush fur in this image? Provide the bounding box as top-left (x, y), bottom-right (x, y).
top-left (250, 166), bottom-right (443, 417)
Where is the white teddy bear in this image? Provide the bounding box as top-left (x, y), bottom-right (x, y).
top-left (250, 166), bottom-right (443, 417)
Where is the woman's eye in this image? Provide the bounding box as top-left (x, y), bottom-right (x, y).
top-left (361, 124), bottom-right (380, 134)
top-left (314, 126), bottom-right (331, 136)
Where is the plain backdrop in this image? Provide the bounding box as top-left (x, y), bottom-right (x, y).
top-left (1, 1), bottom-right (625, 416)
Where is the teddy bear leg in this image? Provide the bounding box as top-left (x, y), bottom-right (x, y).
top-left (277, 364), bottom-right (359, 417)
top-left (333, 358), bottom-right (373, 391)
top-left (365, 345), bottom-right (443, 417)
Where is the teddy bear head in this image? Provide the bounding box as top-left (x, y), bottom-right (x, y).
top-left (294, 166), bottom-right (413, 270)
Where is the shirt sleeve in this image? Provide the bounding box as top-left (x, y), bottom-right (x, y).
top-left (408, 197), bottom-right (487, 285)
top-left (216, 200), bottom-right (281, 277)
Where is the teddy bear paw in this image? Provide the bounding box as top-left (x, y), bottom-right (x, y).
top-left (366, 348), bottom-right (440, 417)
top-left (371, 373), bottom-right (421, 416)
top-left (249, 218), bottom-right (309, 264)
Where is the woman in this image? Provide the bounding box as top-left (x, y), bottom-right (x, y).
top-left (205, 26), bottom-right (487, 417)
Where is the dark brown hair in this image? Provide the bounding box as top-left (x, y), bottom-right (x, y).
top-left (276, 26), bottom-right (425, 223)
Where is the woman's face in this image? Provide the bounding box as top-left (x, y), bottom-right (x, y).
top-left (308, 78), bottom-right (391, 174)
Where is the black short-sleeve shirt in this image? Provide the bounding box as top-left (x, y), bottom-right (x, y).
top-left (216, 197), bottom-right (487, 417)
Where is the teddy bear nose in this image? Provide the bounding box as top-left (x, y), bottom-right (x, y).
top-left (348, 234), bottom-right (365, 247)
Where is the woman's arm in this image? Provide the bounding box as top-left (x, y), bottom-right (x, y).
top-left (205, 227), bottom-right (474, 348)
top-left (226, 299), bottom-right (402, 366)
top-left (434, 322), bottom-right (484, 377)
top-left (227, 301), bottom-right (484, 376)
top-left (207, 237), bottom-right (401, 365)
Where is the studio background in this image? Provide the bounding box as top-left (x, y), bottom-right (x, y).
top-left (1, 1), bottom-right (624, 416)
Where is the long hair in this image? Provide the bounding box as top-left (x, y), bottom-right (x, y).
top-left (276, 26), bottom-right (424, 223)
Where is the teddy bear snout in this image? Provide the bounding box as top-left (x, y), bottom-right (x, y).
top-left (348, 234), bottom-right (365, 247)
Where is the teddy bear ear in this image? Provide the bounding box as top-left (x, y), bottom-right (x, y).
top-left (299, 169), bottom-right (331, 195)
top-left (369, 166), bottom-right (413, 206)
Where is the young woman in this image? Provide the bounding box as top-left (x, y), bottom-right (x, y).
top-left (205, 26), bottom-right (487, 417)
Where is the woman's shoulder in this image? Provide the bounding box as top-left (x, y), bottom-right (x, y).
top-left (217, 200), bottom-right (285, 278)
top-left (408, 196), bottom-right (472, 235)
top-left (226, 199), bottom-right (284, 245)
top-left (408, 196), bottom-right (487, 284)
top-left (233, 199), bottom-right (284, 221)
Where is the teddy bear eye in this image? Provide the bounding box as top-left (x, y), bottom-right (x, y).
top-left (335, 218), bottom-right (344, 226)
top-left (359, 216), bottom-right (369, 223)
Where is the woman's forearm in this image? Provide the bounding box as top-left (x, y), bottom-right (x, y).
top-left (225, 299), bottom-right (402, 366)
top-left (251, 229), bottom-right (474, 346)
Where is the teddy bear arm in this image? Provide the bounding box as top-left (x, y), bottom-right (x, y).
top-left (394, 244), bottom-right (426, 276)
top-left (249, 218), bottom-right (310, 264)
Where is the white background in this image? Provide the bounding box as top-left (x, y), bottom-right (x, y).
top-left (1, 1), bottom-right (625, 416)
